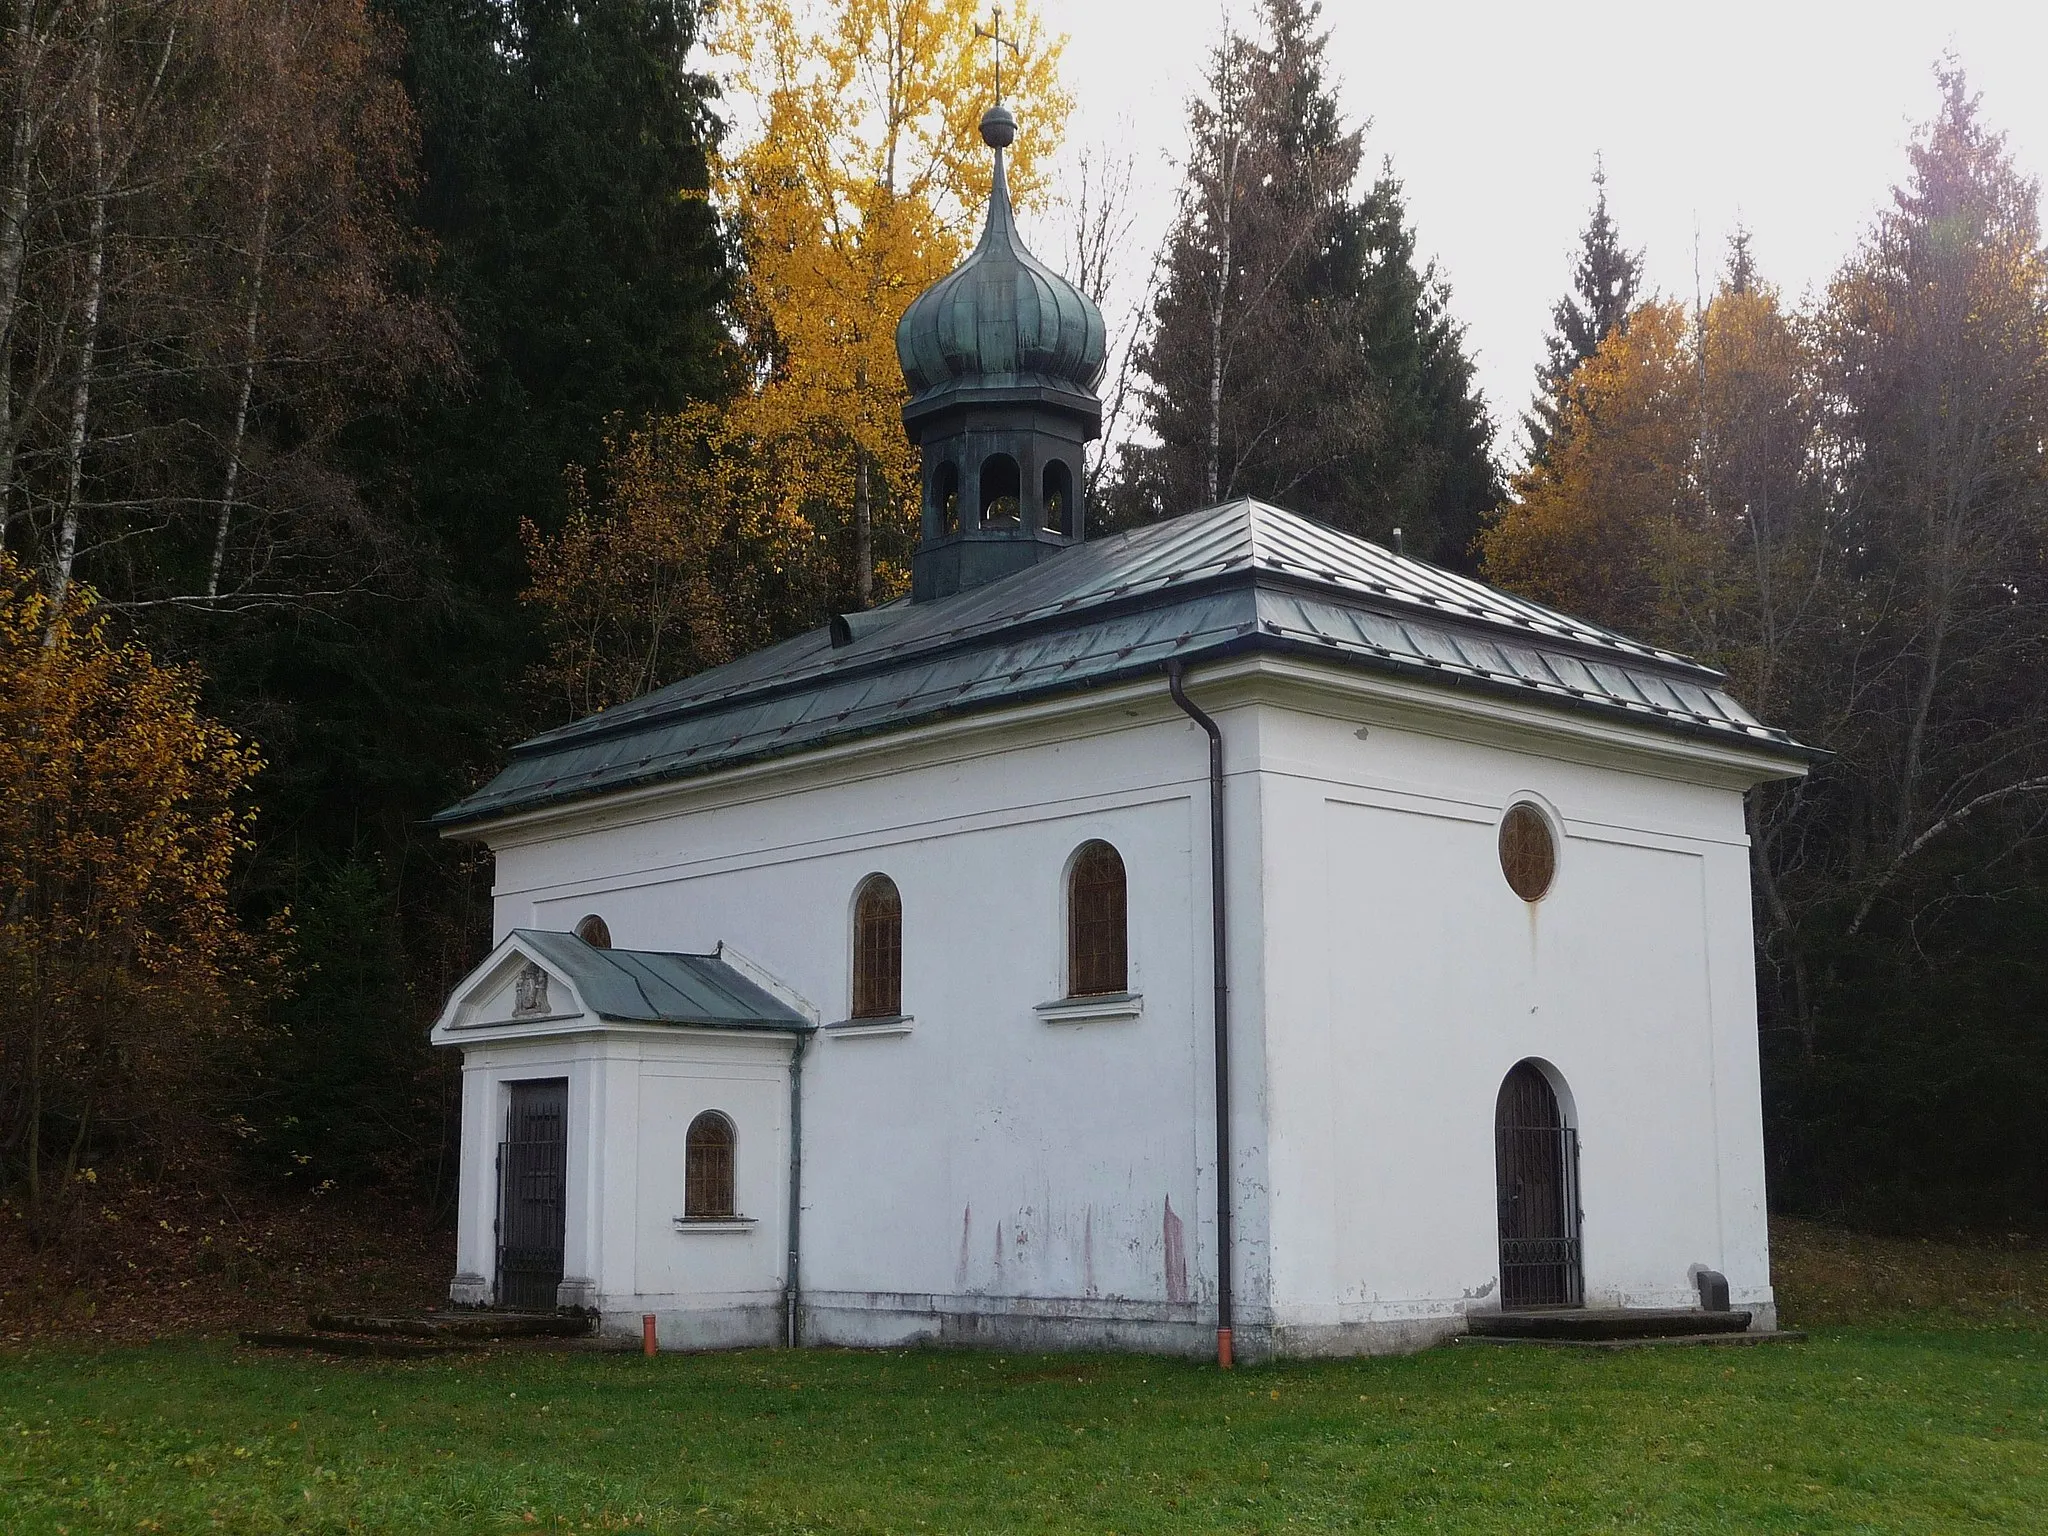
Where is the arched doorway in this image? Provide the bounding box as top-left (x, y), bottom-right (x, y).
top-left (1494, 1061), bottom-right (1583, 1308)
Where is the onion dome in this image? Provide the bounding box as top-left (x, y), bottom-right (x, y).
top-left (896, 106), bottom-right (1108, 414)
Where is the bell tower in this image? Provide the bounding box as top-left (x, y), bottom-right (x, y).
top-left (894, 101), bottom-right (1107, 602)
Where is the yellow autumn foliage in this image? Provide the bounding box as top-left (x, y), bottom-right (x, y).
top-left (522, 404), bottom-right (823, 717)
top-left (1480, 290), bottom-right (1818, 714)
top-left (0, 554), bottom-right (269, 1213)
top-left (525, 2), bottom-right (1074, 711)
top-left (1482, 301), bottom-right (1702, 636)
top-left (714, 0), bottom-right (1069, 602)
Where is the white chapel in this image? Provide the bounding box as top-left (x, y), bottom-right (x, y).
top-left (430, 102), bottom-right (1810, 1360)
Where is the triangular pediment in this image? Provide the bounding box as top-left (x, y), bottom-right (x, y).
top-left (433, 935), bottom-right (587, 1041)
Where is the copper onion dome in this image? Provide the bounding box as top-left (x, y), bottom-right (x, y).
top-left (895, 106), bottom-right (1108, 411)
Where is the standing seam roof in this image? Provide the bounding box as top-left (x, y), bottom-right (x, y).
top-left (437, 500), bottom-right (1810, 828)
top-left (512, 930), bottom-right (809, 1030)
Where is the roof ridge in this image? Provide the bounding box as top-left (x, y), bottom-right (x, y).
top-left (514, 496), bottom-right (1722, 762)
top-left (436, 498), bottom-right (1804, 827)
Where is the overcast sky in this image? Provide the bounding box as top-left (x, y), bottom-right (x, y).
top-left (1013, 0), bottom-right (2048, 461)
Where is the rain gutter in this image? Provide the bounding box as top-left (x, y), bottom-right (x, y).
top-left (785, 1029), bottom-right (809, 1348)
top-left (1166, 657), bottom-right (1233, 1369)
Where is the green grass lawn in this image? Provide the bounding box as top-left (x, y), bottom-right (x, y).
top-left (1, 1329), bottom-right (2044, 1534)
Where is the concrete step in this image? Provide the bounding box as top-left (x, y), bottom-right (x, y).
top-left (1467, 1307), bottom-right (1754, 1342)
top-left (307, 1311), bottom-right (592, 1341)
top-left (1459, 1327), bottom-right (1805, 1351)
top-left (237, 1330), bottom-right (480, 1359)
top-left (238, 1310), bottom-right (594, 1357)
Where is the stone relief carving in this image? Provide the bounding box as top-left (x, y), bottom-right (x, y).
top-left (512, 961), bottom-right (551, 1017)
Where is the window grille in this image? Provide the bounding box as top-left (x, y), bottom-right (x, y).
top-left (1068, 841), bottom-right (1128, 997)
top-left (1498, 803), bottom-right (1556, 901)
top-left (496, 1079), bottom-right (567, 1309)
top-left (851, 874), bottom-right (903, 1019)
top-left (684, 1111), bottom-right (736, 1219)
top-left (574, 913), bottom-right (612, 948)
top-left (1495, 1062), bottom-right (1583, 1307)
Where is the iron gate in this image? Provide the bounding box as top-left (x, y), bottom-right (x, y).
top-left (496, 1079), bottom-right (567, 1310)
top-left (1495, 1063), bottom-right (1583, 1308)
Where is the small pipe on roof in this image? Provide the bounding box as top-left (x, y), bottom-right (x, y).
top-left (1166, 657), bottom-right (1233, 1369)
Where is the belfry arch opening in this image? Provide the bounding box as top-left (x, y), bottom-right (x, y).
top-left (978, 454), bottom-right (1021, 527)
top-left (931, 461), bottom-right (960, 535)
top-left (1494, 1060), bottom-right (1583, 1308)
top-left (1041, 459), bottom-right (1074, 535)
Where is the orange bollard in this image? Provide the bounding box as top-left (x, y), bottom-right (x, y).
top-left (642, 1313), bottom-right (658, 1357)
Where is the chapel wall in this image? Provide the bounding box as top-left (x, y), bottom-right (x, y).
top-left (446, 1029), bottom-right (795, 1346)
top-left (484, 703), bottom-right (1264, 1344)
top-left (1252, 699), bottom-right (1775, 1349)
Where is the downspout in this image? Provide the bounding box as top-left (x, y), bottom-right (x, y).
top-left (1166, 658), bottom-right (1232, 1369)
top-left (785, 1029), bottom-right (810, 1348)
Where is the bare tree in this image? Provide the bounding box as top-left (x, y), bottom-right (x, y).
top-left (1815, 69), bottom-right (2048, 935)
top-left (1055, 135), bottom-right (1147, 506)
top-left (0, 0), bottom-right (447, 620)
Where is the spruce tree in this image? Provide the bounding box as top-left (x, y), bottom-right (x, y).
top-left (1522, 163), bottom-right (1643, 464)
top-left (225, 0), bottom-right (736, 1197)
top-left (1724, 223), bottom-right (1759, 295)
top-left (1348, 172), bottom-right (1500, 567)
top-left (387, 0), bottom-right (734, 589)
top-left (1110, 0), bottom-right (1495, 564)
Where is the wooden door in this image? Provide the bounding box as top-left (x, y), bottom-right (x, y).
top-left (496, 1079), bottom-right (568, 1310)
top-left (1494, 1062), bottom-right (1583, 1308)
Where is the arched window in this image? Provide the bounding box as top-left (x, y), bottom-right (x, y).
top-left (1499, 802), bottom-right (1557, 902)
top-left (851, 874), bottom-right (902, 1019)
top-left (1041, 459), bottom-right (1074, 535)
top-left (684, 1111), bottom-right (736, 1219)
top-left (574, 913), bottom-right (612, 949)
top-left (979, 453), bottom-right (1021, 526)
top-left (932, 461), bottom-right (960, 535)
top-left (1067, 840), bottom-right (1128, 997)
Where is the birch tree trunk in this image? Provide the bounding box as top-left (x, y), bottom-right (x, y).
top-left (208, 141), bottom-right (273, 601)
top-left (48, 0), bottom-right (108, 618)
top-left (1203, 130), bottom-right (1237, 507)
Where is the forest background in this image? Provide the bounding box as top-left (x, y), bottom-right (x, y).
top-left (1, 0), bottom-right (2043, 1299)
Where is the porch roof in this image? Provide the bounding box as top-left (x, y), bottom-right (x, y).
top-left (512, 930), bottom-right (811, 1032)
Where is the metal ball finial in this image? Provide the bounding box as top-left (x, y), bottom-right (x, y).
top-left (980, 103), bottom-right (1016, 149)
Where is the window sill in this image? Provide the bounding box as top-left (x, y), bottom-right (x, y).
top-left (1034, 992), bottom-right (1144, 1025)
top-left (672, 1217), bottom-right (756, 1234)
top-left (823, 1015), bottom-right (915, 1039)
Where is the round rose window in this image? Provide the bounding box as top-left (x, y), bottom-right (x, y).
top-left (1498, 803), bottom-right (1556, 902)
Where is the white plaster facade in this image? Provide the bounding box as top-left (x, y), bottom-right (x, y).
top-left (434, 650), bottom-right (1797, 1357)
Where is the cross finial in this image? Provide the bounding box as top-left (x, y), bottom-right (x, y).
top-left (974, 5), bottom-right (1020, 106)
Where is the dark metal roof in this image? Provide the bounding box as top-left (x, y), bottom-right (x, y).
top-left (439, 499), bottom-right (1808, 829)
top-left (514, 930), bottom-right (809, 1031)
